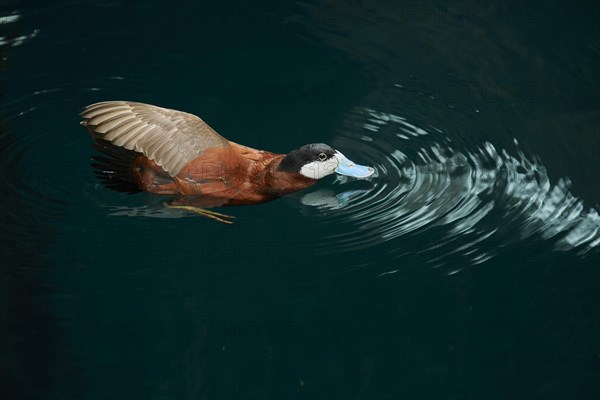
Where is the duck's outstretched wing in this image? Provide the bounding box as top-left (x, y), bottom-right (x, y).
top-left (80, 101), bottom-right (229, 177)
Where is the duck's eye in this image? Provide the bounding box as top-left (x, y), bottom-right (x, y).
top-left (317, 152), bottom-right (327, 161)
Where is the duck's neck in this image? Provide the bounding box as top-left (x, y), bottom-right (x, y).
top-left (263, 156), bottom-right (317, 195)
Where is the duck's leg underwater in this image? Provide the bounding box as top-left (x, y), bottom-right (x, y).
top-left (163, 198), bottom-right (236, 224)
top-left (163, 202), bottom-right (236, 224)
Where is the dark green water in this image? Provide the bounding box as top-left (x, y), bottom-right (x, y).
top-left (1, 1), bottom-right (599, 399)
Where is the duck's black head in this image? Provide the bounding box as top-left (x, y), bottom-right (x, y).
top-left (279, 143), bottom-right (374, 180)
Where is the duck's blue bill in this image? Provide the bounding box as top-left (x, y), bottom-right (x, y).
top-left (334, 152), bottom-right (375, 178)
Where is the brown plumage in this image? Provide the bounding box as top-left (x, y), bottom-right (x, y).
top-left (81, 101), bottom-right (319, 209)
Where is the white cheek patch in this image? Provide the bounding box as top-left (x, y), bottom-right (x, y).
top-left (299, 159), bottom-right (338, 179)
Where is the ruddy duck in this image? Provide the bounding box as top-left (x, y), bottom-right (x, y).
top-left (81, 101), bottom-right (374, 223)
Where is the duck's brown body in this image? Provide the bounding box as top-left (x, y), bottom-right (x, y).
top-left (131, 142), bottom-right (316, 207)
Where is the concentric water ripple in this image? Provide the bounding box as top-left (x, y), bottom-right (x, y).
top-left (303, 106), bottom-right (599, 267)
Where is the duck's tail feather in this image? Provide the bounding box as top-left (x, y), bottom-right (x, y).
top-left (91, 139), bottom-right (142, 194)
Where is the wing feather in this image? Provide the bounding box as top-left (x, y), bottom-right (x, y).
top-left (105, 120), bottom-right (145, 141)
top-left (81, 101), bottom-right (229, 176)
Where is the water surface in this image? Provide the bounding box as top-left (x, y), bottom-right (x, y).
top-left (1, 1), bottom-right (599, 399)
